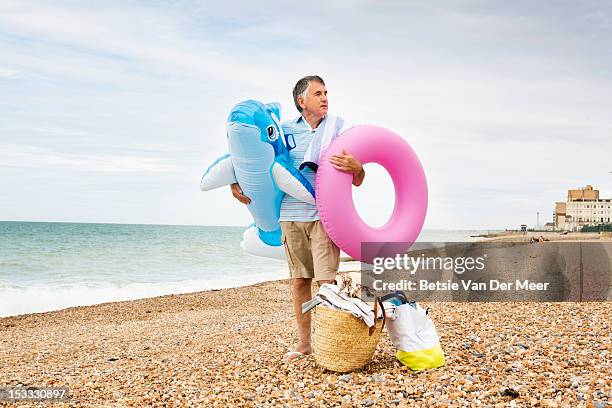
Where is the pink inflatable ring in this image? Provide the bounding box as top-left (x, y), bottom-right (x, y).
top-left (316, 125), bottom-right (428, 263)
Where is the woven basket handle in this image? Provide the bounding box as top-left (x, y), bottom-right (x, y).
top-left (368, 297), bottom-right (387, 336)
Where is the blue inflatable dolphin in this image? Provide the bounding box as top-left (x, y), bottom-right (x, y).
top-left (200, 100), bottom-right (315, 259)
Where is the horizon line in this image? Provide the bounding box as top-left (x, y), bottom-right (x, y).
top-left (0, 219), bottom-right (503, 231)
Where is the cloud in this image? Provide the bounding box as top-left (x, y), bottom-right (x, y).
top-left (0, 143), bottom-right (178, 173)
top-left (1, 0), bottom-right (611, 228)
top-left (29, 126), bottom-right (89, 137)
top-left (0, 67), bottom-right (26, 79)
top-left (0, 1), bottom-right (297, 87)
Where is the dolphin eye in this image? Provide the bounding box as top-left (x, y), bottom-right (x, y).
top-left (266, 125), bottom-right (278, 141)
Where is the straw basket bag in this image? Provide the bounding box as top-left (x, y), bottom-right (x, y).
top-left (313, 300), bottom-right (385, 372)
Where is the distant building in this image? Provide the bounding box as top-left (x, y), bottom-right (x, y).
top-left (554, 185), bottom-right (612, 231)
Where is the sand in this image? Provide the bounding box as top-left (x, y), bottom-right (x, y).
top-left (484, 231), bottom-right (607, 243)
top-left (1, 278), bottom-right (610, 407)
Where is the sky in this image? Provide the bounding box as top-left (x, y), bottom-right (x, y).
top-left (1, 1), bottom-right (611, 229)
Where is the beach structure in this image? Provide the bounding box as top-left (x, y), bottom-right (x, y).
top-left (554, 185), bottom-right (612, 230)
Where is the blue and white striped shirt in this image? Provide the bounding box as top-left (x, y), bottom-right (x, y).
top-left (279, 115), bottom-right (345, 222)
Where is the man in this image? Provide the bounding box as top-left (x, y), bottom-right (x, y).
top-left (230, 76), bottom-right (364, 361)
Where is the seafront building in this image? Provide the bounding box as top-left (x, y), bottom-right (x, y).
top-left (554, 185), bottom-right (612, 231)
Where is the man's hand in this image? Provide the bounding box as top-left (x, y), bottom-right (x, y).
top-left (230, 183), bottom-right (251, 204)
top-left (330, 149), bottom-right (365, 186)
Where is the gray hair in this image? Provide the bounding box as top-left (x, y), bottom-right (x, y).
top-left (292, 75), bottom-right (325, 112)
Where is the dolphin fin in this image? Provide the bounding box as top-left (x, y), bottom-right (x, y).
top-left (271, 161), bottom-right (316, 205)
top-left (265, 102), bottom-right (281, 120)
top-left (200, 154), bottom-right (237, 191)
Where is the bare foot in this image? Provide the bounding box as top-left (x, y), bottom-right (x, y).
top-left (283, 343), bottom-right (313, 362)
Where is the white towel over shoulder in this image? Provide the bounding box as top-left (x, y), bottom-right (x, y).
top-left (301, 115), bottom-right (353, 167)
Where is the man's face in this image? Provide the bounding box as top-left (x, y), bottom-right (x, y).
top-left (299, 81), bottom-right (328, 118)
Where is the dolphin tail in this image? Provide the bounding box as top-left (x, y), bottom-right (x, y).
top-left (200, 154), bottom-right (237, 191)
top-left (241, 225), bottom-right (286, 260)
top-left (271, 160), bottom-right (316, 205)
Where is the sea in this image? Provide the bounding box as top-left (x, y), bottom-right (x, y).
top-left (0, 221), bottom-right (495, 317)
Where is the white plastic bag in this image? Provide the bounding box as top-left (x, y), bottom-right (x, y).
top-left (385, 302), bottom-right (445, 371)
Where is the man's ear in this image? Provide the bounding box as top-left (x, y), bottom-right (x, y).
top-left (298, 96), bottom-right (306, 110)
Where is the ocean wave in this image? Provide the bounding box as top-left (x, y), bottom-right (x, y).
top-left (0, 271), bottom-right (285, 318)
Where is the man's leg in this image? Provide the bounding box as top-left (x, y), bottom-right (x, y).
top-left (317, 279), bottom-right (334, 286)
top-left (280, 222), bottom-right (315, 361)
top-left (288, 276), bottom-right (332, 361)
top-left (282, 221), bottom-right (339, 361)
top-left (290, 277), bottom-right (313, 358)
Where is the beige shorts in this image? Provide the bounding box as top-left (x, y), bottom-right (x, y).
top-left (280, 220), bottom-right (340, 282)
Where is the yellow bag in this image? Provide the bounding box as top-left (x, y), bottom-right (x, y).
top-left (386, 303), bottom-right (445, 371)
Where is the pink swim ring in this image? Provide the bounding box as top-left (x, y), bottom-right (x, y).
top-left (316, 125), bottom-right (428, 263)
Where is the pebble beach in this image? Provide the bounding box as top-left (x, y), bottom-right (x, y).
top-left (1, 278), bottom-right (610, 407)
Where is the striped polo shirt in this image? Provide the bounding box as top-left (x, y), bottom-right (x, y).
top-left (279, 114), bottom-right (345, 222)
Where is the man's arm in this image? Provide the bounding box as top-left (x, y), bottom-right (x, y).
top-left (230, 183), bottom-right (251, 204)
top-left (329, 149), bottom-right (365, 186)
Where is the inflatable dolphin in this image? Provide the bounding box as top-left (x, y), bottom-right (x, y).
top-left (200, 100), bottom-right (315, 259)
